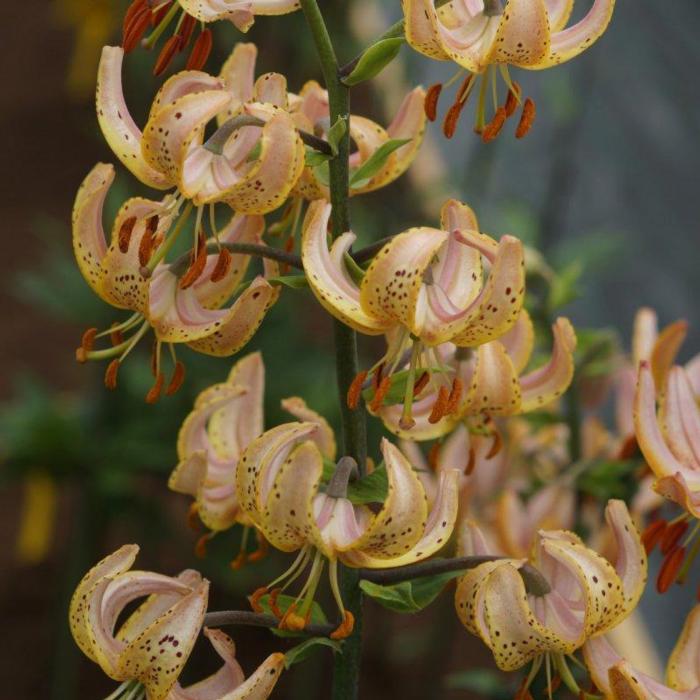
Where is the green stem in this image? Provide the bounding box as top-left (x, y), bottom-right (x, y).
top-left (298, 1), bottom-right (365, 697)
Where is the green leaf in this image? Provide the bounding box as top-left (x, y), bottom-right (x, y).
top-left (343, 252), bottom-right (365, 284)
top-left (246, 140), bottom-right (263, 162)
top-left (327, 116), bottom-right (348, 155)
top-left (313, 161), bottom-right (330, 188)
top-left (547, 261), bottom-right (582, 311)
top-left (444, 669), bottom-right (512, 698)
top-left (305, 148), bottom-right (331, 167)
top-left (269, 275), bottom-right (309, 290)
top-left (359, 570), bottom-right (463, 613)
top-left (349, 138), bottom-right (410, 188)
top-left (576, 459), bottom-right (641, 501)
top-left (283, 637), bottom-right (342, 669)
top-left (342, 38), bottom-right (404, 86)
top-left (346, 464), bottom-right (388, 505)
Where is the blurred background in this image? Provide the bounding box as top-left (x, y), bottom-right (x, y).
top-left (1, 0), bottom-right (699, 697)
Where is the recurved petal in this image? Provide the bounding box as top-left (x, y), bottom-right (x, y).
top-left (281, 397), bottom-right (337, 460)
top-left (667, 605), bottom-right (700, 691)
top-left (301, 200), bottom-right (391, 335)
top-left (401, 0), bottom-right (451, 60)
top-left (462, 340), bottom-right (522, 415)
top-left (344, 439), bottom-right (428, 559)
top-left (360, 227), bottom-right (449, 332)
top-left (499, 309), bottom-right (535, 373)
top-left (582, 634), bottom-right (624, 696)
top-left (254, 73), bottom-right (289, 108)
top-left (118, 579), bottom-right (209, 700)
top-left (454, 560), bottom-right (511, 637)
top-left (519, 317), bottom-right (577, 412)
top-left (451, 233), bottom-right (525, 347)
top-left (545, 0), bottom-right (574, 32)
top-left (491, 0), bottom-right (550, 67)
top-left (72, 163), bottom-right (113, 300)
top-left (260, 440), bottom-right (324, 552)
top-left (96, 48), bottom-right (170, 190)
top-left (69, 544), bottom-right (139, 662)
top-left (654, 474), bottom-right (700, 520)
top-left (651, 320), bottom-right (689, 393)
top-left (537, 0), bottom-right (616, 69)
top-left (218, 43), bottom-right (258, 122)
top-left (224, 651), bottom-right (285, 699)
top-left (632, 307), bottom-right (659, 367)
top-left (440, 198), bottom-right (479, 234)
top-left (177, 0), bottom-right (277, 31)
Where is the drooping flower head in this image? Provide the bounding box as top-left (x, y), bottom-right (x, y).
top-left (72, 163), bottom-right (279, 401)
top-left (455, 499), bottom-right (646, 692)
top-left (403, 0), bottom-right (616, 140)
top-left (236, 420), bottom-right (459, 638)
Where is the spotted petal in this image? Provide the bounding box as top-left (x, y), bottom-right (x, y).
top-left (178, 0), bottom-right (300, 32)
top-left (301, 200), bottom-right (392, 335)
top-left (218, 43), bottom-right (258, 123)
top-left (490, 0), bottom-right (550, 67)
top-left (281, 396), bottom-right (337, 460)
top-left (96, 47), bottom-right (171, 190)
top-left (668, 605), bottom-right (700, 691)
top-left (463, 339), bottom-right (521, 415)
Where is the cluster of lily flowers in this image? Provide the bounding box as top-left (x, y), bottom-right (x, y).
top-left (64, 1), bottom-right (700, 699)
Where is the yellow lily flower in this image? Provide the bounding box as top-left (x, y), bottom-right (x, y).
top-left (302, 197), bottom-right (535, 429)
top-left (97, 46), bottom-right (304, 213)
top-left (69, 544), bottom-right (209, 700)
top-left (218, 43), bottom-right (427, 199)
top-left (72, 163), bottom-right (279, 400)
top-left (583, 605), bottom-right (700, 700)
top-left (403, 0), bottom-right (615, 140)
top-left (178, 0), bottom-right (300, 33)
top-left (236, 422), bottom-right (459, 637)
top-left (455, 500), bottom-right (647, 679)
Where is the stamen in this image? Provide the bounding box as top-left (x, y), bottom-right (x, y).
top-left (372, 362), bottom-right (385, 391)
top-left (118, 217), bottom-right (137, 253)
top-left (268, 587), bottom-right (284, 618)
top-left (150, 1), bottom-right (174, 27)
top-left (230, 553), bottom-right (247, 570)
top-left (504, 82), bottom-right (521, 117)
top-left (153, 35), bottom-right (180, 77)
top-left (176, 14), bottom-right (197, 51)
top-left (166, 360), bottom-right (186, 395)
top-left (427, 441), bottom-right (441, 470)
top-left (347, 371), bottom-right (368, 409)
top-left (187, 503), bottom-right (201, 531)
top-left (249, 586), bottom-right (269, 613)
top-left (179, 232), bottom-right (208, 289)
top-left (142, 0), bottom-right (180, 50)
top-left (138, 215), bottom-right (159, 267)
top-left (456, 74), bottom-right (475, 104)
top-left (424, 83), bottom-right (442, 122)
top-left (104, 359), bottom-right (120, 390)
top-left (210, 247), bottom-right (232, 283)
top-left (369, 377), bottom-right (391, 412)
top-left (481, 107), bottom-right (507, 143)
top-left (485, 430), bottom-right (502, 459)
top-left (641, 518), bottom-right (667, 554)
top-left (81, 327), bottom-right (98, 354)
top-left (428, 385), bottom-right (450, 424)
top-left (145, 372), bottom-right (165, 404)
top-left (515, 98), bottom-right (536, 139)
top-left (123, 6), bottom-right (152, 53)
top-left (110, 323), bottom-right (124, 346)
top-left (661, 520), bottom-right (689, 555)
top-left (413, 371), bottom-right (429, 397)
top-left (442, 101), bottom-right (465, 139)
top-left (194, 532), bottom-right (214, 559)
top-left (330, 611), bottom-right (355, 640)
top-left (123, 0), bottom-right (148, 33)
top-left (247, 532), bottom-right (269, 563)
top-left (465, 447), bottom-right (476, 475)
top-left (657, 546), bottom-right (685, 593)
top-left (278, 603), bottom-right (308, 631)
top-left (446, 377), bottom-right (463, 414)
top-left (186, 29), bottom-right (213, 71)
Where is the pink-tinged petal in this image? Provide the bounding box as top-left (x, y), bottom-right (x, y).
top-left (519, 317), bottom-right (577, 412)
top-left (440, 198), bottom-right (480, 234)
top-left (72, 163), bottom-right (112, 300)
top-left (634, 363), bottom-right (700, 488)
top-left (402, 0), bottom-right (451, 61)
top-left (193, 213), bottom-right (264, 310)
top-left (96, 48), bottom-right (171, 190)
top-left (451, 233), bottom-right (525, 347)
top-left (499, 309), bottom-right (535, 373)
top-left (684, 354), bottom-right (700, 396)
top-left (169, 453), bottom-right (208, 499)
top-left (632, 307), bottom-right (658, 366)
top-left (301, 200), bottom-right (392, 335)
top-left (454, 560), bottom-right (511, 637)
top-left (655, 474), bottom-right (700, 520)
top-left (344, 439), bottom-right (428, 559)
top-left (260, 440), bottom-right (324, 552)
top-left (539, 0), bottom-right (616, 68)
top-left (668, 605), bottom-right (700, 691)
top-left (377, 386), bottom-right (460, 440)
top-left (491, 0), bottom-right (550, 67)
top-left (221, 652), bottom-right (285, 700)
top-left (344, 467), bottom-right (459, 568)
top-left (615, 365), bottom-right (637, 439)
top-left (463, 340), bottom-right (522, 415)
top-left (281, 397), bottom-right (337, 460)
top-left (117, 580), bottom-right (209, 700)
top-left (237, 422), bottom-right (319, 524)
top-left (360, 227), bottom-right (448, 334)
top-left (660, 368), bottom-right (700, 468)
top-left (456, 518), bottom-right (497, 558)
top-left (582, 635), bottom-right (623, 696)
top-left (254, 73), bottom-right (289, 109)
top-left (609, 661), bottom-right (690, 700)
top-left (178, 0), bottom-right (255, 28)
top-left (652, 320), bottom-right (689, 392)
top-left (313, 495), bottom-right (371, 557)
top-left (69, 544), bottom-right (139, 663)
top-left (218, 43), bottom-right (258, 123)
top-left (545, 0), bottom-right (574, 32)
top-left (150, 70), bottom-right (226, 121)
top-left (604, 499), bottom-right (647, 611)
top-left (186, 277), bottom-right (279, 357)
top-left (142, 89), bottom-right (231, 197)
top-left (494, 489), bottom-right (534, 557)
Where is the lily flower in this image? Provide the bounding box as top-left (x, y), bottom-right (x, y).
top-left (236, 423), bottom-right (459, 638)
top-left (455, 499), bottom-right (647, 686)
top-left (373, 309), bottom-right (577, 439)
top-left (72, 163), bottom-right (279, 401)
top-left (178, 0), bottom-right (300, 33)
top-left (403, 0), bottom-right (615, 140)
top-left (69, 544), bottom-right (209, 699)
top-left (218, 42), bottom-right (427, 199)
top-left (97, 45), bottom-right (304, 213)
top-left (302, 197), bottom-right (535, 430)
top-left (583, 604), bottom-right (700, 700)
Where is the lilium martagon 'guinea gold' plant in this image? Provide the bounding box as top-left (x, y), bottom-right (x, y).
top-left (403, 0), bottom-right (616, 141)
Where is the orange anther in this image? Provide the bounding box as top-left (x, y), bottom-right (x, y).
top-left (194, 533), bottom-right (212, 559)
top-left (504, 81), bottom-right (521, 117)
top-left (186, 29), bottom-right (213, 71)
top-left (249, 587), bottom-right (269, 613)
top-left (428, 385), bottom-right (450, 424)
top-left (369, 377), bottom-right (391, 412)
top-left (464, 447), bottom-right (476, 476)
top-left (268, 588), bottom-right (284, 618)
top-left (177, 14), bottom-right (197, 51)
top-left (481, 107), bottom-right (507, 143)
top-left (230, 552), bottom-right (247, 570)
top-left (657, 546), bottom-right (685, 593)
top-left (118, 217), bottom-right (137, 253)
top-left (424, 83), bottom-right (442, 122)
top-left (145, 372), bottom-right (165, 404)
top-left (661, 520), bottom-right (689, 555)
top-left (154, 35), bottom-right (180, 76)
top-left (413, 371), bottom-right (429, 398)
top-left (446, 377), bottom-right (463, 415)
top-left (138, 219), bottom-right (157, 267)
top-left (110, 324), bottom-right (124, 346)
top-left (247, 535), bottom-right (269, 563)
top-left (165, 361), bottom-right (186, 396)
top-left (279, 604), bottom-right (307, 632)
top-left (485, 430), bottom-right (502, 459)
top-left (104, 359), bottom-right (120, 390)
top-left (187, 503), bottom-right (201, 532)
top-left (81, 327), bottom-right (98, 355)
top-left (330, 611), bottom-right (355, 640)
top-left (179, 233), bottom-right (208, 289)
top-left (456, 74), bottom-right (475, 103)
top-left (347, 370), bottom-right (368, 409)
top-left (123, 0), bottom-right (148, 33)
top-left (428, 442), bottom-right (441, 471)
top-left (372, 362), bottom-right (385, 391)
top-left (515, 98), bottom-right (536, 139)
top-left (442, 101), bottom-right (465, 139)
top-left (210, 247), bottom-right (232, 283)
top-left (641, 518), bottom-right (667, 555)
top-left (122, 6), bottom-right (151, 52)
